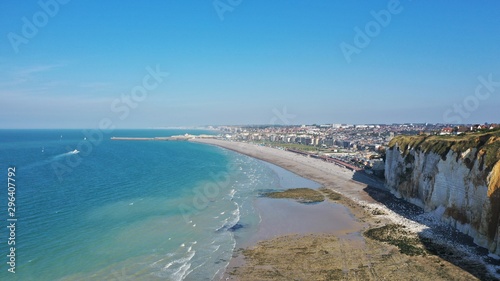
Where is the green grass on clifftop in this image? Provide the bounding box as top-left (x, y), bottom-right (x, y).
top-left (389, 129), bottom-right (500, 171)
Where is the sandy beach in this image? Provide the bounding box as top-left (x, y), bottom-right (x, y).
top-left (191, 139), bottom-right (498, 281)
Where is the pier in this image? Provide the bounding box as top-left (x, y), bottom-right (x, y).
top-left (110, 135), bottom-right (216, 141)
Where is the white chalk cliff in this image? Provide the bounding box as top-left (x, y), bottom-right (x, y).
top-left (385, 132), bottom-right (500, 254)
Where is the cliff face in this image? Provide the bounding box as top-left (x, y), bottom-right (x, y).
top-left (385, 131), bottom-right (500, 254)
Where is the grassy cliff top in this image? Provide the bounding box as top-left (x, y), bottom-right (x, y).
top-left (388, 129), bottom-right (500, 171)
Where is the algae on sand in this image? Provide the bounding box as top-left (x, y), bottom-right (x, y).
top-left (318, 187), bottom-right (342, 201)
top-left (364, 224), bottom-right (426, 256)
top-left (264, 188), bottom-right (325, 203)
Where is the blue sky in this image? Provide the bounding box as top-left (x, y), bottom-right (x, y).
top-left (1, 0), bottom-right (499, 128)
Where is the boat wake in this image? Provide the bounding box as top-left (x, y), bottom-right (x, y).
top-left (24, 150), bottom-right (81, 170)
top-left (61, 149), bottom-right (80, 156)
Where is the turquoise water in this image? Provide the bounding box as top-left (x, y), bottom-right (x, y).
top-left (0, 129), bottom-right (317, 280)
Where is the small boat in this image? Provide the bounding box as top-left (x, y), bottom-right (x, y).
top-left (70, 149), bottom-right (80, 154)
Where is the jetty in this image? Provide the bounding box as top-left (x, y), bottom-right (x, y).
top-left (110, 134), bottom-right (216, 141)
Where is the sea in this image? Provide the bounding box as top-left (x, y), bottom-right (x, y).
top-left (0, 129), bottom-right (320, 281)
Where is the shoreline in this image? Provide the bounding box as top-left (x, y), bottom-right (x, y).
top-left (191, 139), bottom-right (497, 280)
top-left (241, 160), bottom-right (363, 242)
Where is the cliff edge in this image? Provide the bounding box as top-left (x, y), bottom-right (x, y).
top-left (385, 130), bottom-right (500, 254)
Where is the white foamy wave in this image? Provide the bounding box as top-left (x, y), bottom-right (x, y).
top-left (150, 258), bottom-right (165, 267)
top-left (227, 203), bottom-right (241, 231)
top-left (183, 261), bottom-right (207, 281)
top-left (209, 236), bottom-right (237, 281)
top-left (153, 242), bottom-right (197, 281)
top-left (212, 244), bottom-right (221, 253)
top-left (215, 218), bottom-right (229, 232)
top-left (215, 202), bottom-right (240, 232)
top-left (171, 258), bottom-right (192, 281)
top-left (228, 189), bottom-right (236, 199)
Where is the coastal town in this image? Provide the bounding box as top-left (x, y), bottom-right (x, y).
top-left (194, 125), bottom-right (500, 280)
top-left (207, 123), bottom-right (500, 178)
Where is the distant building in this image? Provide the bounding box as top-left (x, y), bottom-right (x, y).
top-left (322, 138), bottom-right (334, 147)
top-left (440, 127), bottom-right (453, 135)
top-left (342, 141), bottom-right (351, 148)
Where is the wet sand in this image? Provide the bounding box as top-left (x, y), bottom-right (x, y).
top-left (247, 198), bottom-right (364, 247)
top-left (191, 139), bottom-right (490, 280)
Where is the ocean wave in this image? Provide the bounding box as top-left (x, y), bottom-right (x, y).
top-left (183, 261), bottom-right (206, 281)
top-left (171, 259), bottom-right (192, 281)
top-left (228, 188), bottom-right (236, 199)
top-left (154, 242), bottom-right (197, 281)
top-left (215, 202), bottom-right (241, 232)
top-left (210, 237), bottom-right (237, 281)
top-left (150, 257), bottom-right (165, 267)
top-left (212, 244), bottom-right (221, 253)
